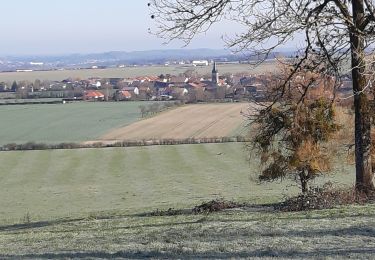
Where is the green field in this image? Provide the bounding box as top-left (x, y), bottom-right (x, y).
top-left (0, 142), bottom-right (366, 259)
top-left (0, 99), bottom-right (365, 258)
top-left (0, 62), bottom-right (277, 82)
top-left (0, 102), bottom-right (150, 145)
top-left (0, 143), bottom-right (354, 224)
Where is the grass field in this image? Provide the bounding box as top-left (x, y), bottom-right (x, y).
top-left (0, 205), bottom-right (374, 259)
top-left (98, 103), bottom-right (249, 142)
top-left (0, 98), bottom-right (367, 258)
top-left (0, 142), bottom-right (364, 258)
top-left (0, 62), bottom-right (277, 82)
top-left (0, 101), bottom-right (151, 145)
top-left (0, 143), bottom-right (354, 224)
top-left (0, 102), bottom-right (250, 145)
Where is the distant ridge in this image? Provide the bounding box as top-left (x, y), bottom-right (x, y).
top-left (0, 48), bottom-right (296, 71)
top-left (3, 49), bottom-right (232, 63)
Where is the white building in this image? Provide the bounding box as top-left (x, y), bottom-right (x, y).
top-left (192, 60), bottom-right (209, 66)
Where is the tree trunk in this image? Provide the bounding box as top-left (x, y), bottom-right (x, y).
top-left (351, 0), bottom-right (375, 194)
top-left (299, 171), bottom-right (308, 194)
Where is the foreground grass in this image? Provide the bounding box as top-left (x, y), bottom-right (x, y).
top-left (0, 204), bottom-right (374, 259)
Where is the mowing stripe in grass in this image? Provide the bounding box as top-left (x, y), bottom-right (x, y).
top-left (3, 151), bottom-right (41, 186)
top-left (23, 150), bottom-right (53, 185)
top-left (0, 151), bottom-right (23, 183)
top-left (51, 149), bottom-right (83, 186)
top-left (0, 143), bottom-right (357, 223)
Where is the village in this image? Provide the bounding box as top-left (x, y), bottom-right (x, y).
top-left (0, 62), bottom-right (271, 104)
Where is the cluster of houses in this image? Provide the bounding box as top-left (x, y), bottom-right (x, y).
top-left (0, 63), bottom-right (269, 102)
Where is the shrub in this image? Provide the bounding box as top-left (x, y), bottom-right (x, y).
top-left (3, 143), bottom-right (18, 151)
top-left (193, 199), bottom-right (244, 214)
top-left (276, 182), bottom-right (373, 211)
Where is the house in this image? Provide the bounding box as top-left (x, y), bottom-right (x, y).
top-left (171, 87), bottom-right (188, 99)
top-left (109, 78), bottom-right (123, 86)
top-left (192, 60), bottom-right (209, 66)
top-left (169, 76), bottom-right (189, 83)
top-left (0, 83), bottom-right (9, 92)
top-left (134, 76), bottom-right (159, 82)
top-left (122, 86), bottom-right (140, 95)
top-left (154, 81), bottom-right (173, 96)
top-left (84, 90), bottom-right (104, 101)
top-left (187, 82), bottom-right (207, 89)
top-left (234, 85), bottom-right (257, 95)
top-left (115, 90), bottom-right (132, 101)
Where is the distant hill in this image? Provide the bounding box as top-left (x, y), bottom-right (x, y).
top-left (0, 48), bottom-right (296, 71)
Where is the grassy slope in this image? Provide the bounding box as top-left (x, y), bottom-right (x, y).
top-left (0, 205), bottom-right (374, 258)
top-left (0, 143), bottom-right (365, 258)
top-left (0, 143), bottom-right (354, 224)
top-left (0, 102), bottom-right (148, 145)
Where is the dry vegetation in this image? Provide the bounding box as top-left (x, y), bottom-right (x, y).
top-left (95, 103), bottom-right (250, 143)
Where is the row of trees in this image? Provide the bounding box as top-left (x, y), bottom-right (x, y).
top-left (139, 101), bottom-right (182, 117)
top-left (150, 0), bottom-right (375, 194)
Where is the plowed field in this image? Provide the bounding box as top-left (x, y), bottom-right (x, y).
top-left (97, 103), bottom-right (251, 142)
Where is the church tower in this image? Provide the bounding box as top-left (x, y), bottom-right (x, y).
top-left (212, 61), bottom-right (219, 85)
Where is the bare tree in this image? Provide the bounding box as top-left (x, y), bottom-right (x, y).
top-left (150, 0), bottom-right (375, 194)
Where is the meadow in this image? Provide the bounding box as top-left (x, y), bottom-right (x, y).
top-left (0, 142), bottom-right (363, 259)
top-left (0, 143), bottom-right (354, 224)
top-left (0, 62), bottom-right (277, 82)
top-left (0, 101), bottom-right (149, 145)
top-left (0, 99), bottom-right (370, 258)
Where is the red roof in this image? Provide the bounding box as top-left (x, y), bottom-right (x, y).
top-left (119, 90), bottom-right (131, 98)
top-left (85, 90), bottom-right (104, 98)
top-left (188, 82), bottom-right (207, 88)
top-left (134, 76), bottom-right (159, 82)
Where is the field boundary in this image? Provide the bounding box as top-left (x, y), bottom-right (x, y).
top-left (0, 136), bottom-right (251, 152)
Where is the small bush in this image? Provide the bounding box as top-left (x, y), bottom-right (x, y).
top-left (193, 199), bottom-right (244, 214)
top-left (3, 143), bottom-right (18, 151)
top-left (276, 182), bottom-right (373, 211)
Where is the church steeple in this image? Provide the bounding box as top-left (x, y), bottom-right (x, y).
top-left (212, 61), bottom-right (219, 84)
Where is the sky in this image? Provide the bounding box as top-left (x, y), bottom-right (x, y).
top-left (0, 0), bottom-right (235, 56)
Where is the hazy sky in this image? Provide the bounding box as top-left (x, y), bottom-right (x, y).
top-left (0, 0), bottom-right (235, 56)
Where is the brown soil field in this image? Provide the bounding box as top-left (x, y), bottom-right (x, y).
top-left (95, 103), bottom-right (251, 142)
